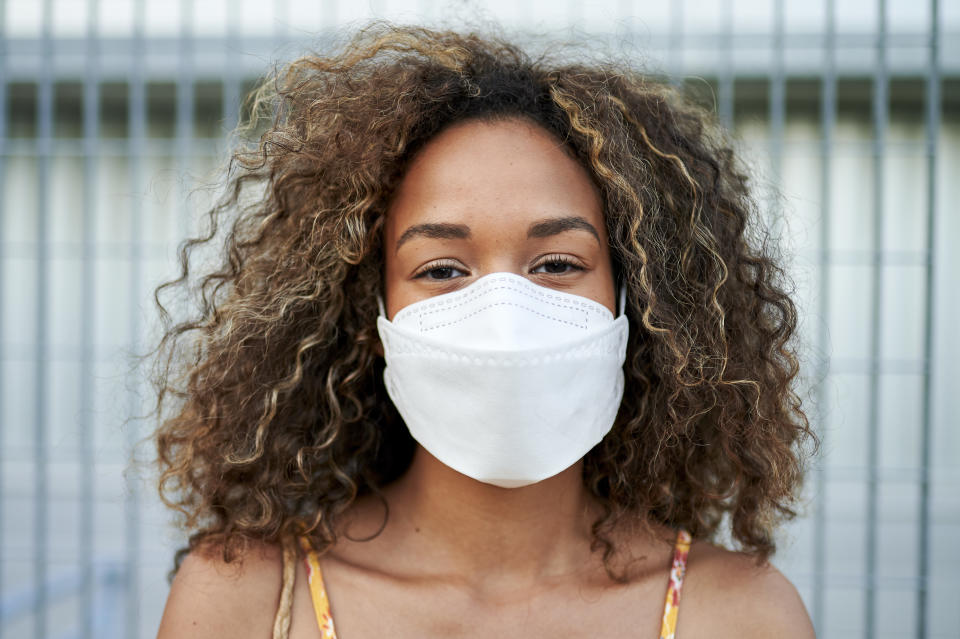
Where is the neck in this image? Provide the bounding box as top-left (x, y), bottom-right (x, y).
top-left (358, 446), bottom-right (603, 587)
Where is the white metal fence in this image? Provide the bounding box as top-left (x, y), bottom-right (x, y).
top-left (1, 1), bottom-right (958, 638)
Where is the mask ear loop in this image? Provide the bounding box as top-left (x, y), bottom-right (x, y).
top-left (617, 279), bottom-right (627, 317)
top-left (377, 293), bottom-right (387, 319)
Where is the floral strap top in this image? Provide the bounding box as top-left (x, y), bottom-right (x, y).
top-left (299, 528), bottom-right (692, 639)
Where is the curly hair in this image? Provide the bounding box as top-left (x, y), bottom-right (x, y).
top-left (152, 22), bottom-right (816, 580)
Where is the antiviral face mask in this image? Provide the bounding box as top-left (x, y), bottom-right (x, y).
top-left (376, 272), bottom-right (629, 488)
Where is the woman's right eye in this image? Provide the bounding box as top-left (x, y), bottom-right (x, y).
top-left (413, 261), bottom-right (466, 280)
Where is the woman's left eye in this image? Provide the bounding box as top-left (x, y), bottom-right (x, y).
top-left (531, 256), bottom-right (583, 275)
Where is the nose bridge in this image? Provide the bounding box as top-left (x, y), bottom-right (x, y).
top-left (476, 259), bottom-right (526, 279)
top-left (467, 216), bottom-right (537, 280)
top-left (456, 254), bottom-right (520, 283)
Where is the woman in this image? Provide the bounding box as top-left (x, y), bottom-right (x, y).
top-left (154, 23), bottom-right (817, 639)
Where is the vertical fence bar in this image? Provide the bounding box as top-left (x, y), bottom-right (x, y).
top-left (668, 0), bottom-right (683, 85)
top-left (33, 1), bottom-right (54, 637)
top-left (718, 0), bottom-right (734, 129)
top-left (769, 0), bottom-right (785, 233)
top-left (125, 1), bottom-right (146, 636)
top-left (176, 0), bottom-right (194, 239)
top-left (223, 0), bottom-right (241, 137)
top-left (812, 1), bottom-right (836, 634)
top-left (0, 0), bottom-right (7, 630)
top-left (865, 2), bottom-right (887, 637)
top-left (79, 2), bottom-right (100, 638)
top-left (917, 1), bottom-right (940, 636)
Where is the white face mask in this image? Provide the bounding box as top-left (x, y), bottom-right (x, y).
top-left (376, 272), bottom-right (629, 488)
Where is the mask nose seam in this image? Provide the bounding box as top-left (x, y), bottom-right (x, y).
top-left (411, 278), bottom-right (610, 322)
top-left (389, 272), bottom-right (616, 328)
top-left (420, 299), bottom-right (591, 333)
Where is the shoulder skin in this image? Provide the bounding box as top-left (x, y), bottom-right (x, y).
top-left (156, 540), bottom-right (283, 639)
top-left (680, 541), bottom-right (816, 639)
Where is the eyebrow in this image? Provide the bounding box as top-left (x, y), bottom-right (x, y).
top-left (394, 215), bottom-right (600, 252)
top-left (527, 216), bottom-right (600, 244)
top-left (395, 222), bottom-right (471, 252)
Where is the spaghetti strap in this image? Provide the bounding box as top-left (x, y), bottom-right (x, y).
top-left (658, 529), bottom-right (692, 639)
top-left (298, 536), bottom-right (339, 639)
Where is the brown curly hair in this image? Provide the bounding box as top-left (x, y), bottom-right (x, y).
top-left (152, 22), bottom-right (816, 581)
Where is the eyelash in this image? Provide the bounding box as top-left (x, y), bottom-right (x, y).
top-left (413, 255), bottom-right (584, 280)
top-left (531, 254), bottom-right (584, 275)
top-left (413, 259), bottom-right (464, 280)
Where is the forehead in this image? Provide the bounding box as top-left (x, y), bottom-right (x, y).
top-left (384, 118), bottom-right (604, 240)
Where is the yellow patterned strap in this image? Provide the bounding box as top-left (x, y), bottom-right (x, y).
top-left (297, 537), bottom-right (339, 639)
top-left (659, 529), bottom-right (693, 639)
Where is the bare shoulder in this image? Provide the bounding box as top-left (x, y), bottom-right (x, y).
top-left (156, 539), bottom-right (283, 639)
top-left (680, 540), bottom-right (814, 639)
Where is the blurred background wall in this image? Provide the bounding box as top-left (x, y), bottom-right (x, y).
top-left (0, 1), bottom-right (957, 638)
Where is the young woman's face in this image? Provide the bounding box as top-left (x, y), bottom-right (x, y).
top-left (383, 118), bottom-right (616, 319)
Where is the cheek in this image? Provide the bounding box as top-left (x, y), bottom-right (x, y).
top-left (382, 252), bottom-right (413, 320)
top-left (382, 267), bottom-right (419, 321)
top-left (582, 244), bottom-right (616, 314)
top-left (380, 229), bottom-right (409, 319)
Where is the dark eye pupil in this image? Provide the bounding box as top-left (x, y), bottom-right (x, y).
top-left (431, 267), bottom-right (454, 279)
top-left (545, 261), bottom-right (567, 274)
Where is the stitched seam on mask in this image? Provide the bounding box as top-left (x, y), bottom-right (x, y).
top-left (425, 279), bottom-right (605, 316)
top-left (414, 284), bottom-right (608, 332)
top-left (421, 300), bottom-right (590, 333)
top-left (413, 280), bottom-right (584, 318)
top-left (398, 279), bottom-right (610, 328)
